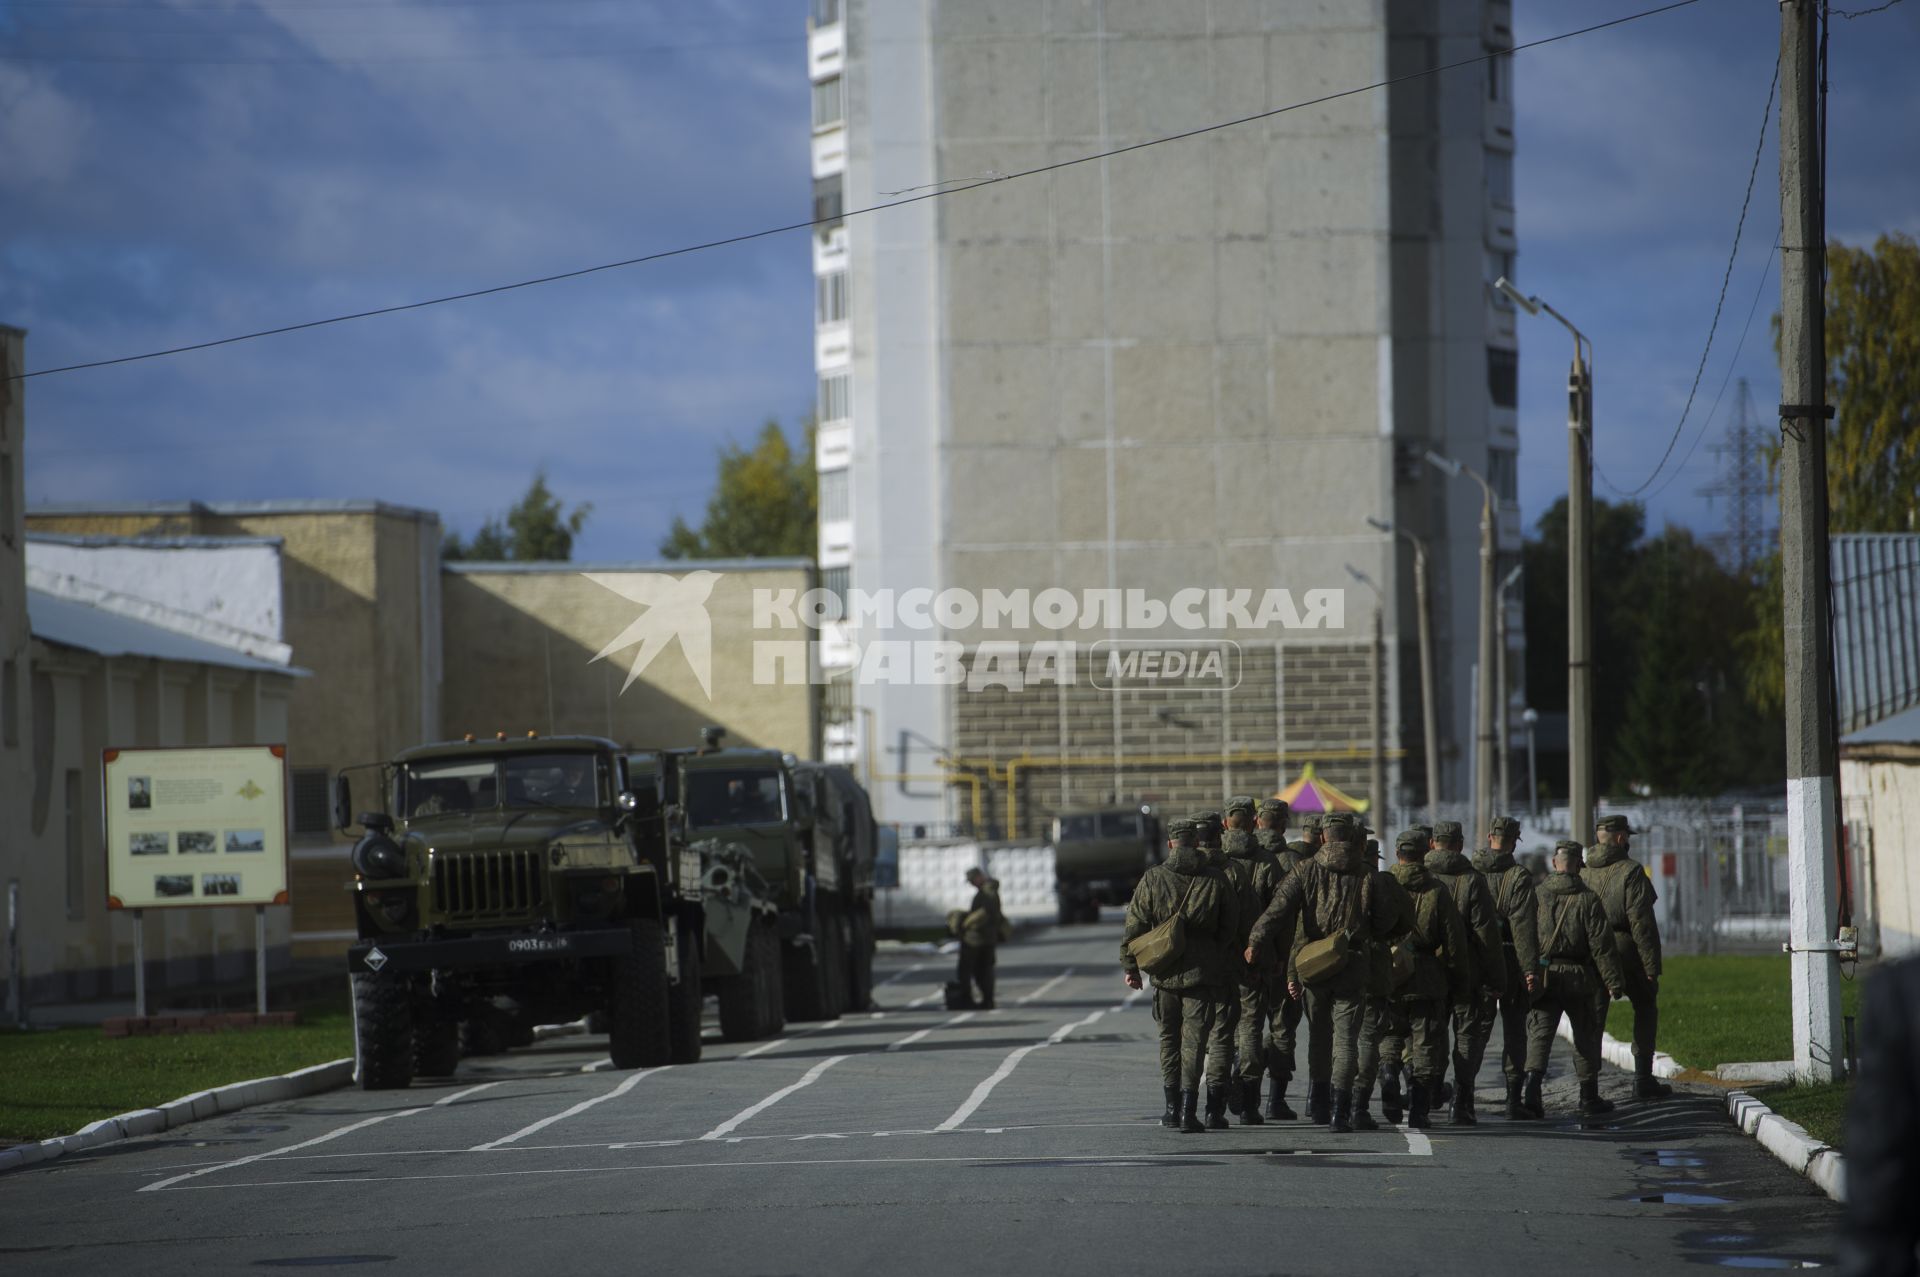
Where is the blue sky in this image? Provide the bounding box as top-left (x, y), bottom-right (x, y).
top-left (3, 0), bottom-right (1916, 562)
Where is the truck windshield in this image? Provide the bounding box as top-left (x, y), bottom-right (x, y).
top-left (403, 752), bottom-right (603, 816)
top-left (685, 768), bottom-right (785, 829)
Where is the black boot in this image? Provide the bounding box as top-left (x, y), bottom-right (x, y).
top-left (1205, 1086), bottom-right (1230, 1131)
top-left (1161, 1086), bottom-right (1181, 1129)
top-left (1504, 1076), bottom-right (1526, 1120)
top-left (1351, 1084), bottom-right (1379, 1131)
top-left (1265, 1073), bottom-right (1296, 1121)
top-left (1330, 1087), bottom-right (1354, 1133)
top-left (1451, 1066), bottom-right (1477, 1126)
top-left (1307, 1080), bottom-right (1331, 1126)
top-left (1224, 1075), bottom-right (1244, 1116)
top-left (1238, 1079), bottom-right (1265, 1125)
top-left (1381, 1069), bottom-right (1405, 1124)
top-left (1578, 1078), bottom-right (1615, 1116)
top-left (1634, 1066), bottom-right (1674, 1099)
top-left (1408, 1079), bottom-right (1432, 1129)
top-left (1521, 1070), bottom-right (1545, 1119)
top-left (1180, 1089), bottom-right (1204, 1134)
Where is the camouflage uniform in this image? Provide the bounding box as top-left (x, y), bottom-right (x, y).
top-left (1426, 822), bottom-right (1507, 1123)
top-left (1352, 837), bottom-right (1417, 1129)
top-left (1523, 840), bottom-right (1627, 1118)
top-left (1190, 812), bottom-right (1243, 1130)
top-left (1121, 823), bottom-right (1241, 1133)
top-left (1221, 797), bottom-right (1283, 1124)
top-left (1247, 813), bottom-right (1406, 1132)
top-left (1582, 815), bottom-right (1667, 1098)
top-left (1470, 816), bottom-right (1542, 1118)
top-left (1378, 841), bottom-right (1472, 1128)
top-left (1253, 799), bottom-right (1303, 1119)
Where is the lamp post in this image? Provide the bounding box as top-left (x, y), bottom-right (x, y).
top-left (1495, 274), bottom-right (1595, 838)
top-left (1425, 449), bottom-right (1497, 844)
top-left (1344, 564), bottom-right (1387, 822)
top-left (1367, 516), bottom-right (1440, 826)
top-left (1522, 706), bottom-right (1540, 819)
top-left (1496, 563), bottom-right (1523, 812)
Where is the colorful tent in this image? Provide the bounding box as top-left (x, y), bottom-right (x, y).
top-left (1276, 762), bottom-right (1369, 814)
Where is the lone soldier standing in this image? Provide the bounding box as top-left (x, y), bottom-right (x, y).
top-left (1379, 830), bottom-right (1472, 1129)
top-left (1191, 811), bottom-right (1244, 1130)
top-left (1122, 818), bottom-right (1241, 1133)
top-left (1470, 816), bottom-right (1541, 1119)
top-left (1245, 812), bottom-right (1404, 1133)
top-left (956, 867), bottom-right (1003, 1009)
top-left (1426, 820), bottom-right (1506, 1124)
top-left (1222, 796), bottom-right (1282, 1124)
top-left (1254, 798), bottom-right (1304, 1119)
top-left (1583, 814), bottom-right (1670, 1099)
top-left (1522, 840), bottom-right (1626, 1119)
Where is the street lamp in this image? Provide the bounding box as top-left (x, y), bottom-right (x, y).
top-left (1424, 449), bottom-right (1497, 844)
top-left (1496, 563), bottom-right (1523, 813)
top-left (1367, 516), bottom-right (1440, 826)
top-left (1521, 706), bottom-right (1540, 819)
top-left (1344, 564), bottom-right (1387, 821)
top-left (1495, 275), bottom-right (1596, 838)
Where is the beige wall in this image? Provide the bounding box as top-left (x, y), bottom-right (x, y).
top-left (1844, 753), bottom-right (1920, 959)
top-left (441, 563), bottom-right (816, 758)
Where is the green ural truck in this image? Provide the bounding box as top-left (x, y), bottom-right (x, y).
top-left (628, 731), bottom-right (877, 1024)
top-left (1052, 805), bottom-right (1163, 924)
top-left (337, 734), bottom-right (782, 1090)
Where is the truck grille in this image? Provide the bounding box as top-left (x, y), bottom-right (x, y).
top-left (431, 850), bottom-right (545, 920)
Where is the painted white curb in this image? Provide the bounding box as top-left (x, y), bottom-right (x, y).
top-left (1551, 1017), bottom-right (1683, 1078)
top-left (1727, 1089), bottom-right (1846, 1204)
top-left (0, 1056), bottom-right (352, 1177)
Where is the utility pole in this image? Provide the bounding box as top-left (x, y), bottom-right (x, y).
top-left (1496, 565), bottom-right (1522, 814)
top-left (1369, 517), bottom-right (1440, 825)
top-left (1778, 0), bottom-right (1846, 1083)
top-left (1567, 349), bottom-right (1595, 841)
top-left (1424, 451), bottom-right (1497, 843)
top-left (1370, 604), bottom-right (1385, 819)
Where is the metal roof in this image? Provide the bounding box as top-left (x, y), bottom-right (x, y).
top-left (1832, 534), bottom-right (1920, 734)
top-left (28, 589), bottom-right (308, 677)
top-left (446, 558), bottom-right (815, 575)
top-left (29, 498), bottom-right (438, 523)
top-left (28, 532), bottom-right (284, 550)
top-left (1842, 702), bottom-right (1920, 747)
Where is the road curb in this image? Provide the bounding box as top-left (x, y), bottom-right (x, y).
top-left (1551, 1017), bottom-right (1683, 1077)
top-left (1727, 1089), bottom-right (1847, 1204)
top-left (0, 1056), bottom-right (352, 1178)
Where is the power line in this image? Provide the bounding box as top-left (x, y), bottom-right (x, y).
top-left (1601, 50), bottom-right (1778, 499)
top-left (11, 0), bottom-right (1711, 383)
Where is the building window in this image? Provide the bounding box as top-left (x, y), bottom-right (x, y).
top-left (65, 769), bottom-right (85, 920)
top-left (1488, 347), bottom-right (1518, 409)
top-left (812, 75), bottom-right (843, 132)
top-left (816, 270), bottom-right (849, 326)
top-left (813, 174), bottom-right (843, 233)
top-left (818, 372), bottom-right (850, 423)
top-left (821, 565), bottom-right (851, 618)
top-left (1487, 51), bottom-right (1511, 102)
top-left (1489, 447), bottom-right (1518, 503)
top-left (1, 659), bottom-right (15, 749)
top-left (811, 0), bottom-right (840, 26)
top-left (290, 767), bottom-right (332, 834)
top-left (1486, 250), bottom-right (1515, 307)
top-left (818, 468), bottom-right (850, 523)
top-left (1487, 150), bottom-right (1514, 208)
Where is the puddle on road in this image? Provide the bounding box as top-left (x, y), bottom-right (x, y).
top-left (1699, 1235), bottom-right (1759, 1247)
top-left (252, 1259), bottom-right (395, 1269)
top-left (1630, 1192), bottom-right (1732, 1205)
top-left (1635, 1149), bottom-right (1707, 1168)
top-left (1697, 1258), bottom-right (1826, 1269)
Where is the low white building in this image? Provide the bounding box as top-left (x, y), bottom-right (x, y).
top-left (1842, 704), bottom-right (1920, 959)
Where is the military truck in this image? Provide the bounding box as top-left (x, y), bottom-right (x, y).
top-left (1051, 805), bottom-right (1163, 924)
top-left (336, 734), bottom-right (778, 1089)
top-left (628, 731), bottom-right (876, 1024)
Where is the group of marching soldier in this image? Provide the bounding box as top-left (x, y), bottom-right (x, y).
top-left (1120, 798), bottom-right (1667, 1133)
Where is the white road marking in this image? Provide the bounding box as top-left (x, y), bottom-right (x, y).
top-left (886, 1011), bottom-right (973, 1052)
top-left (935, 1008), bottom-right (1106, 1132)
top-left (907, 989), bottom-right (945, 1008)
top-left (1015, 968), bottom-right (1076, 1004)
top-left (699, 1055), bottom-right (849, 1141)
top-left (139, 1106), bottom-right (428, 1193)
top-left (469, 1067), bottom-right (665, 1151)
top-left (876, 962), bottom-right (925, 989)
top-left (433, 1081), bottom-right (503, 1106)
top-left (1400, 1126), bottom-right (1433, 1156)
top-left (737, 1038), bottom-right (789, 1059)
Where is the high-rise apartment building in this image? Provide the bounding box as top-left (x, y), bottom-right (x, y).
top-left (807, 0), bottom-right (1524, 836)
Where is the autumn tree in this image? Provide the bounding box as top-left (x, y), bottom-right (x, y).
top-left (660, 419), bottom-right (816, 560)
top-left (443, 471), bottom-right (592, 562)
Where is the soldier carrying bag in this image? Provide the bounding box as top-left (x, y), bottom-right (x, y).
top-left (1296, 932), bottom-right (1350, 984)
top-left (1126, 875), bottom-right (1199, 979)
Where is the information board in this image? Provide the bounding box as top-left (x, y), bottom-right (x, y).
top-left (103, 745), bottom-right (291, 910)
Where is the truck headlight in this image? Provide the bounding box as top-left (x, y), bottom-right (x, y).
top-left (361, 889), bottom-right (416, 931)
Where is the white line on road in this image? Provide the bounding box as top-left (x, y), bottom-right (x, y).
top-left (139, 1106), bottom-right (429, 1192)
top-left (876, 962), bottom-right (926, 989)
top-left (886, 1011), bottom-right (973, 1052)
top-left (699, 1055), bottom-right (849, 1141)
top-left (737, 1038), bottom-right (789, 1059)
top-left (907, 988), bottom-right (945, 1008)
top-left (434, 1081), bottom-right (503, 1106)
top-left (1400, 1125), bottom-right (1433, 1156)
top-left (1015, 968), bottom-right (1076, 1004)
top-left (470, 1067), bottom-right (665, 1151)
top-left (935, 1008), bottom-right (1106, 1132)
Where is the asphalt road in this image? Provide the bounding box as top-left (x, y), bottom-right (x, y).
top-left (0, 920), bottom-right (1843, 1275)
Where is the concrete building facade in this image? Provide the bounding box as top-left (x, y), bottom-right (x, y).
top-left (808, 0), bottom-right (1525, 835)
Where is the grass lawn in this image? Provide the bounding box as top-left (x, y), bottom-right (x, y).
top-left (0, 995), bottom-right (354, 1144)
top-left (1607, 954), bottom-right (1864, 1070)
top-left (1757, 1080), bottom-right (1851, 1149)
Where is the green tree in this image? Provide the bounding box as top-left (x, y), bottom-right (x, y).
top-left (443, 471), bottom-right (592, 562)
top-left (660, 419), bottom-right (816, 560)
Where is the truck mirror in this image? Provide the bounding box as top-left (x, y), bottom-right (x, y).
top-left (617, 791), bottom-right (639, 813)
top-left (333, 774), bottom-right (354, 831)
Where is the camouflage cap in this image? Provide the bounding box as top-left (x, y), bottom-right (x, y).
top-left (1224, 795), bottom-right (1256, 817)
top-left (1408, 823), bottom-right (1433, 843)
top-left (1301, 813), bottom-right (1326, 834)
top-left (1166, 817), bottom-right (1197, 842)
top-left (1322, 812), bottom-right (1362, 839)
top-left (1597, 814), bottom-right (1637, 834)
top-left (1257, 798), bottom-right (1289, 820)
top-left (1434, 820), bottom-right (1464, 841)
top-left (1489, 815), bottom-right (1522, 838)
top-left (1394, 828), bottom-right (1427, 854)
top-left (1553, 838), bottom-right (1586, 858)
top-left (1190, 812), bottom-right (1224, 846)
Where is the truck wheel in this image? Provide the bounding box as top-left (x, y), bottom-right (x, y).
top-left (846, 907), bottom-right (875, 1013)
top-left (608, 917), bottom-right (672, 1069)
top-left (781, 933), bottom-right (838, 1024)
top-left (1057, 896), bottom-right (1078, 926)
top-left (352, 970), bottom-right (415, 1091)
top-left (668, 921), bottom-right (704, 1065)
top-left (459, 1013), bottom-right (506, 1059)
top-left (414, 1016), bottom-right (460, 1078)
top-left (719, 921), bottom-right (783, 1042)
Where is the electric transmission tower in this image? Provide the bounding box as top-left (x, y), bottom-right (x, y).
top-left (1698, 378), bottom-right (1775, 577)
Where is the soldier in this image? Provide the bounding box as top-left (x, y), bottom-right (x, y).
top-left (1523, 840), bottom-right (1626, 1118)
top-left (1122, 818), bottom-right (1242, 1134)
top-left (1470, 816), bottom-right (1542, 1119)
top-left (1583, 814), bottom-right (1670, 1099)
top-left (956, 867), bottom-right (1003, 1010)
top-left (1191, 811), bottom-right (1242, 1130)
top-left (1287, 812), bottom-right (1325, 861)
top-left (1245, 811), bottom-right (1406, 1133)
top-left (1352, 834), bottom-right (1418, 1130)
top-left (1379, 830), bottom-right (1472, 1128)
top-left (1221, 796), bottom-right (1282, 1125)
top-left (1254, 798), bottom-right (1303, 1119)
top-left (1426, 820), bottom-right (1506, 1124)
